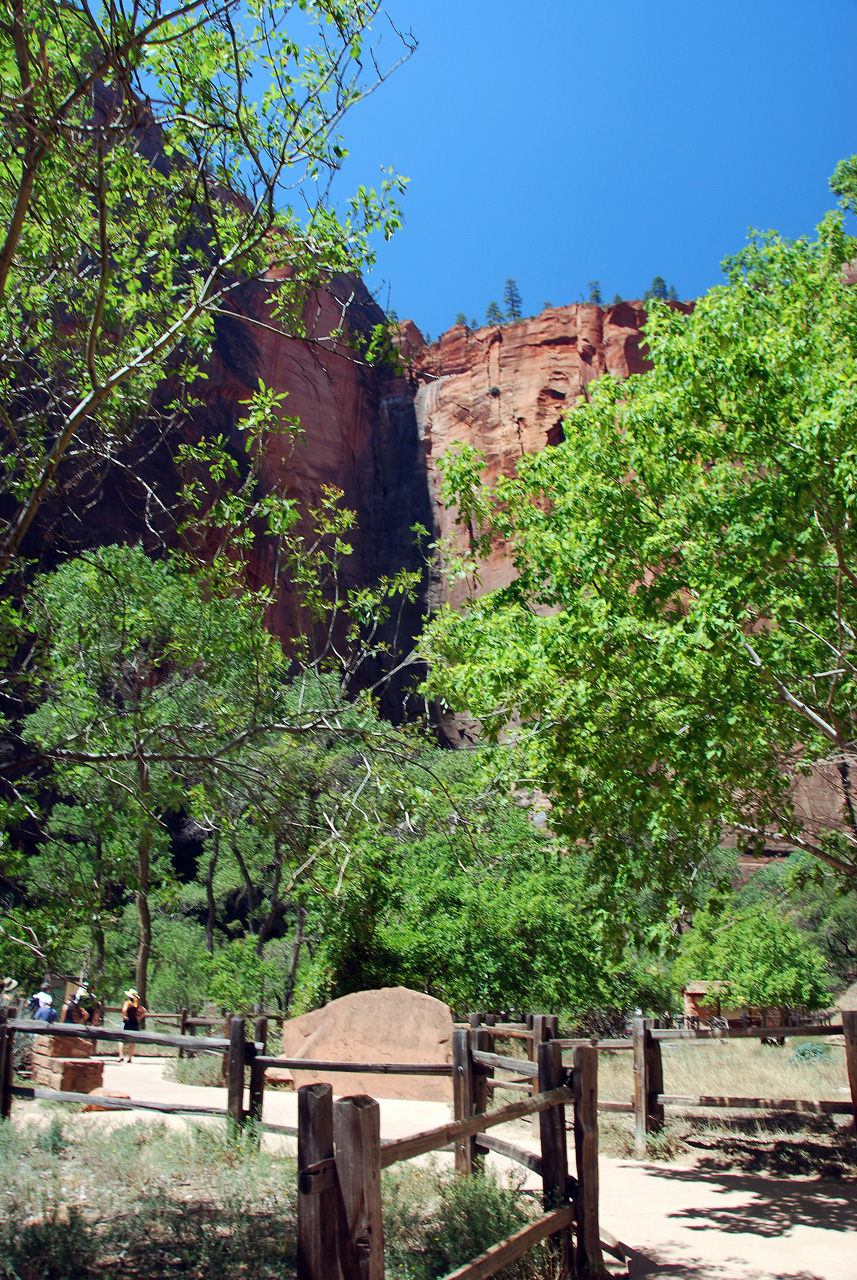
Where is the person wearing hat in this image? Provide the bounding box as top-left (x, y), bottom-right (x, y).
top-left (119, 989), bottom-right (147, 1062)
top-left (33, 993), bottom-right (58, 1024)
top-left (62, 987), bottom-right (90, 1025)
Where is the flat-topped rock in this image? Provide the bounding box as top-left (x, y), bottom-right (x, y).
top-left (280, 987), bottom-right (453, 1102)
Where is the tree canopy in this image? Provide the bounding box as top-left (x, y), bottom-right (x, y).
top-left (423, 195), bottom-right (857, 912)
top-left (0, 0), bottom-right (411, 577)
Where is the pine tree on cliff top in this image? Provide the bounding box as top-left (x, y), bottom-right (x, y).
top-left (503, 278), bottom-right (523, 322)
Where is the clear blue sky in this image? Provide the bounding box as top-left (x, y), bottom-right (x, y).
top-left (332, 0), bottom-right (857, 339)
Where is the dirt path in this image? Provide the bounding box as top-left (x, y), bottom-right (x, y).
top-left (46, 1061), bottom-right (857, 1279)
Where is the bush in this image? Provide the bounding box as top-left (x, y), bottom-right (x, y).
top-left (791, 1040), bottom-right (832, 1064)
top-left (384, 1164), bottom-right (540, 1280)
top-left (0, 1207), bottom-right (95, 1280)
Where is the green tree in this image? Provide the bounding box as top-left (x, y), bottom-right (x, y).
top-left (587, 281), bottom-right (602, 305)
top-left (297, 748), bottom-right (673, 1017)
top-left (423, 182), bottom-right (857, 909)
top-left (643, 275), bottom-right (669, 301)
top-left (0, 0), bottom-right (410, 580)
top-left (485, 301), bottom-right (504, 327)
top-left (675, 903), bottom-right (830, 1016)
top-left (503, 278), bottom-right (522, 323)
top-left (455, 312), bottom-right (468, 327)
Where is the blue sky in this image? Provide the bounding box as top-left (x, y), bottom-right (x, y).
top-left (333, 0), bottom-right (857, 339)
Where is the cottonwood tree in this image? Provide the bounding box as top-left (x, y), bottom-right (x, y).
top-left (0, 0), bottom-right (412, 579)
top-left (19, 541), bottom-right (413, 1001)
top-left (423, 185), bottom-right (857, 912)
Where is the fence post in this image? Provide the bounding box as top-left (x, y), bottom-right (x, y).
top-left (298, 1082), bottom-right (339, 1280)
top-left (531, 1015), bottom-right (553, 1134)
top-left (844, 1010), bottom-right (857, 1137)
top-left (248, 1015), bottom-right (268, 1136)
top-left (0, 1013), bottom-right (10, 1121)
top-left (452, 1026), bottom-right (475, 1174)
top-left (178, 1009), bottom-right (188, 1059)
top-left (471, 1025), bottom-right (493, 1171)
top-left (333, 1095), bottom-right (384, 1280)
top-left (633, 1017), bottom-right (663, 1155)
top-left (573, 1046), bottom-right (604, 1276)
top-left (226, 1015), bottom-right (246, 1137)
top-left (537, 1039), bottom-right (573, 1274)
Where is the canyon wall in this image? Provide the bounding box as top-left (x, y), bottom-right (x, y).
top-left (409, 302), bottom-right (689, 607)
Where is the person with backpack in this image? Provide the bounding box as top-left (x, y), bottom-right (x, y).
top-left (32, 995), bottom-right (58, 1024)
top-left (118, 989), bottom-right (146, 1062)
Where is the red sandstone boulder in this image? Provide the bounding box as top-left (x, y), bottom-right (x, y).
top-left (280, 986), bottom-right (453, 1102)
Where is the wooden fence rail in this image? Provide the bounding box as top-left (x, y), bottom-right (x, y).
top-left (296, 1042), bottom-right (604, 1280)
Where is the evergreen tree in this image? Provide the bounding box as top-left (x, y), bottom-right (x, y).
top-left (587, 281), bottom-right (602, 305)
top-left (644, 276), bottom-right (669, 302)
top-left (455, 312), bottom-right (468, 327)
top-left (503, 279), bottom-right (523, 323)
top-left (485, 301), bottom-right (504, 326)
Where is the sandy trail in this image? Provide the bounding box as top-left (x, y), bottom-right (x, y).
top-left (32, 1059), bottom-right (857, 1280)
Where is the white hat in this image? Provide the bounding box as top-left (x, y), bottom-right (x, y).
top-left (124, 988), bottom-right (138, 998)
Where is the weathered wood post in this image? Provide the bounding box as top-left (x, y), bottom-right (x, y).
top-left (531, 1015), bottom-right (556, 1134)
top-left (844, 1010), bottom-right (857, 1137)
top-left (0, 1012), bottom-right (10, 1121)
top-left (226, 1014), bottom-right (246, 1137)
top-left (334, 1095), bottom-right (384, 1280)
top-left (178, 1008), bottom-right (188, 1059)
top-left (298, 1082), bottom-right (339, 1280)
top-left (248, 1015), bottom-right (268, 1134)
top-left (452, 1026), bottom-right (475, 1173)
top-left (573, 1046), bottom-right (604, 1276)
top-left (632, 1017), bottom-right (663, 1155)
top-left (537, 1039), bottom-right (574, 1274)
top-left (470, 1025), bottom-right (493, 1171)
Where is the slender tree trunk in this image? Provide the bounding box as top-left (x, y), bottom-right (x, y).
top-left (94, 926), bottom-right (105, 989)
top-left (255, 838), bottom-right (285, 959)
top-left (232, 843), bottom-right (259, 939)
top-left (134, 756), bottom-right (152, 1005)
top-left (284, 903), bottom-right (305, 1015)
top-left (92, 836), bottom-right (105, 988)
top-left (205, 834), bottom-right (220, 955)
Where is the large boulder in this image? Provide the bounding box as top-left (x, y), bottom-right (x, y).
top-left (280, 987), bottom-right (453, 1102)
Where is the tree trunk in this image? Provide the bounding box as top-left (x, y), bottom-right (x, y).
top-left (255, 838), bottom-right (285, 959)
top-left (284, 902), bottom-right (305, 1015)
top-left (205, 834), bottom-right (220, 955)
top-left (134, 756), bottom-right (152, 1005)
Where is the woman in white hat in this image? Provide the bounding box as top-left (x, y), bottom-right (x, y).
top-left (118, 988), bottom-right (147, 1063)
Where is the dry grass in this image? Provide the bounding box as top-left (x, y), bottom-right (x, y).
top-left (596, 1037), bottom-right (849, 1104)
top-left (0, 1112), bottom-right (550, 1280)
top-left (594, 1038), bottom-right (856, 1177)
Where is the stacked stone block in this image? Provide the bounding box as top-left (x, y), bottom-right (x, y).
top-left (32, 1034), bottom-right (104, 1092)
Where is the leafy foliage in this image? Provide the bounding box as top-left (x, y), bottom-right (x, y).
top-left (424, 195), bottom-right (857, 912)
top-left (674, 903), bottom-right (830, 1012)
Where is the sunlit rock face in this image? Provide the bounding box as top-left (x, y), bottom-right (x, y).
top-left (409, 302), bottom-right (691, 609)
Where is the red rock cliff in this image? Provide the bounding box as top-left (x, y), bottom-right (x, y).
top-left (410, 302), bottom-right (689, 608)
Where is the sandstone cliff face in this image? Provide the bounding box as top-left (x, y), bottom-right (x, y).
top-left (410, 302), bottom-right (688, 608)
top-left (202, 274), bottom-right (432, 673)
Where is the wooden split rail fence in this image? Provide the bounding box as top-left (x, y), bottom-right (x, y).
top-left (0, 1010), bottom-right (610, 1278)
top-left (553, 1011), bottom-right (857, 1156)
top-left (295, 1029), bottom-right (608, 1280)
